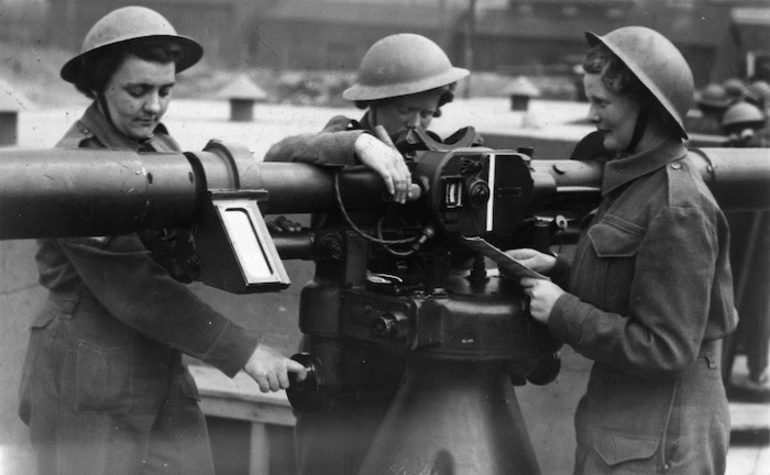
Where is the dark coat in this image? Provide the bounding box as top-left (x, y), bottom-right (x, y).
top-left (549, 140), bottom-right (736, 474)
top-left (18, 102), bottom-right (260, 475)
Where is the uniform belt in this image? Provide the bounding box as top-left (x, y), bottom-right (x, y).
top-left (48, 291), bottom-right (104, 311)
top-left (698, 339), bottom-right (721, 358)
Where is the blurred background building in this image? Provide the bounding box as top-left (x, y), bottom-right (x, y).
top-left (29, 0), bottom-right (770, 87)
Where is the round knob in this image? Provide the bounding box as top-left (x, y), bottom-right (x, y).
top-left (371, 314), bottom-right (398, 339)
top-left (526, 353), bottom-right (561, 386)
top-left (286, 353), bottom-right (326, 412)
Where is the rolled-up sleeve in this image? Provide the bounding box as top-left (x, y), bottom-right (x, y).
top-left (264, 115), bottom-right (365, 166)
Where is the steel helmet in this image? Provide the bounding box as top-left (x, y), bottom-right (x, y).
top-left (721, 101), bottom-right (766, 128)
top-left (61, 6), bottom-right (203, 84)
top-left (342, 33), bottom-right (469, 101)
top-left (723, 78), bottom-right (749, 101)
top-left (748, 80), bottom-right (770, 107)
top-left (586, 26), bottom-right (694, 140)
top-left (695, 84), bottom-right (731, 109)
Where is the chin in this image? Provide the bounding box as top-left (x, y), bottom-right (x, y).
top-left (602, 138), bottom-right (619, 154)
top-left (129, 128), bottom-right (154, 141)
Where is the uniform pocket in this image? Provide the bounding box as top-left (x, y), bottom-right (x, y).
top-left (74, 340), bottom-right (132, 413)
top-left (585, 429), bottom-right (660, 473)
top-left (588, 214), bottom-right (644, 258)
top-left (583, 215), bottom-right (645, 309)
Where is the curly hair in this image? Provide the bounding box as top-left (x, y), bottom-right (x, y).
top-left (73, 39), bottom-right (183, 99)
top-left (353, 83), bottom-right (457, 118)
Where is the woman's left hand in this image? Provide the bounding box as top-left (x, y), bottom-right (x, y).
top-left (520, 277), bottom-right (565, 324)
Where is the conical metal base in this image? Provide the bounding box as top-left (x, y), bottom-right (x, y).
top-left (357, 356), bottom-right (540, 475)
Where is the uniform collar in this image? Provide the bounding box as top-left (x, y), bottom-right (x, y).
top-left (602, 139), bottom-right (688, 195)
top-left (80, 101), bottom-right (171, 152)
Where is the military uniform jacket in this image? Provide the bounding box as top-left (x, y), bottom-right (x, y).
top-left (548, 139), bottom-right (736, 474)
top-left (264, 114), bottom-right (370, 165)
top-left (19, 103), bottom-right (259, 425)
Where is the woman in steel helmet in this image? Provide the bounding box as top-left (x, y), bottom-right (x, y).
top-left (264, 33), bottom-right (468, 475)
top-left (266, 33), bottom-right (469, 204)
top-left (60, 6), bottom-right (203, 142)
top-left (20, 7), bottom-right (306, 475)
top-left (722, 100), bottom-right (769, 147)
top-left (506, 26), bottom-right (734, 474)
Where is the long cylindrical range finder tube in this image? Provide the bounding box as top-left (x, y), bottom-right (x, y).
top-left (0, 142), bottom-right (767, 241)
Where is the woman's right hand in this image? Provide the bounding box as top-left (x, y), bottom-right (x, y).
top-left (243, 344), bottom-right (308, 393)
top-left (354, 133), bottom-right (411, 204)
top-left (505, 248), bottom-right (557, 275)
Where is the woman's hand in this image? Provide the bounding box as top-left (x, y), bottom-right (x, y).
top-left (266, 215), bottom-right (303, 233)
top-left (243, 345), bottom-right (308, 393)
top-left (520, 277), bottom-right (565, 324)
top-left (354, 133), bottom-right (411, 204)
top-left (505, 248), bottom-right (557, 274)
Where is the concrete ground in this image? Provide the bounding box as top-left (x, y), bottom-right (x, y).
top-left (726, 355), bottom-right (770, 475)
top-left (1, 98), bottom-right (768, 474)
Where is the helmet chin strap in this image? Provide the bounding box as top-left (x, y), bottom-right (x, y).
top-left (625, 100), bottom-right (650, 154)
top-left (96, 93), bottom-right (119, 132)
top-left (96, 93), bottom-right (153, 143)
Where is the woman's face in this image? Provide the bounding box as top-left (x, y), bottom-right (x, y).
top-left (583, 73), bottom-right (640, 154)
top-left (102, 55), bottom-right (176, 140)
top-left (374, 89), bottom-right (443, 137)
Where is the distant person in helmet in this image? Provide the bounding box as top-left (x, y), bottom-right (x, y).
top-left (719, 99), bottom-right (770, 403)
top-left (506, 26), bottom-right (735, 473)
top-left (265, 33), bottom-right (469, 203)
top-left (19, 7), bottom-right (306, 475)
top-left (264, 33), bottom-right (469, 475)
top-left (686, 83), bottom-right (731, 135)
top-left (724, 77), bottom-right (751, 105)
top-left (721, 100), bottom-right (769, 147)
top-left (747, 79), bottom-right (770, 112)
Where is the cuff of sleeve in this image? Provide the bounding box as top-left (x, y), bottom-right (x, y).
top-left (201, 322), bottom-right (260, 378)
top-left (550, 255), bottom-right (571, 289)
top-left (548, 292), bottom-right (590, 348)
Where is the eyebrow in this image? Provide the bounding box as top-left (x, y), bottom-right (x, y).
top-left (399, 105), bottom-right (436, 113)
top-left (123, 81), bottom-right (176, 90)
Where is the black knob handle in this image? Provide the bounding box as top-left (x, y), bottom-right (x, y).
top-left (526, 353), bottom-right (561, 386)
top-left (286, 353), bottom-right (326, 412)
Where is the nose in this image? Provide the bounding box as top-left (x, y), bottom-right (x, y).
top-left (587, 104), bottom-right (600, 125)
top-left (144, 92), bottom-right (162, 114)
top-left (404, 112), bottom-right (421, 128)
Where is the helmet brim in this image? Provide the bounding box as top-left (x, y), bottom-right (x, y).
top-left (342, 67), bottom-right (469, 102)
top-left (61, 34), bottom-right (203, 84)
top-left (585, 31), bottom-right (689, 140)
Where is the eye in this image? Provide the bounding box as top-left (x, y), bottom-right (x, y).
top-left (590, 98), bottom-right (607, 109)
top-left (126, 86), bottom-right (148, 98)
top-left (159, 86), bottom-right (173, 98)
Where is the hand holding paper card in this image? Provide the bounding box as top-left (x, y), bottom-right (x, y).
top-left (458, 236), bottom-right (549, 280)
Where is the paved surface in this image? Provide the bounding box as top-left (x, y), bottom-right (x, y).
top-left (727, 355), bottom-right (770, 475)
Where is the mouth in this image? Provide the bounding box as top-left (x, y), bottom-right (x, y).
top-left (136, 118), bottom-right (157, 127)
